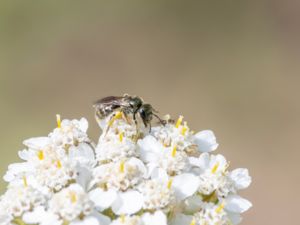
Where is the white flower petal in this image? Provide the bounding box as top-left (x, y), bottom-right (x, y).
top-left (76, 166), bottom-right (93, 190)
top-left (188, 157), bottom-right (201, 167)
top-left (210, 154), bottom-right (227, 173)
top-left (225, 195), bottom-right (252, 213)
top-left (69, 143), bottom-right (95, 161)
top-left (23, 137), bottom-right (50, 149)
top-left (184, 195), bottom-right (202, 213)
top-left (229, 168), bottom-right (251, 190)
top-left (22, 206), bottom-right (44, 224)
top-left (227, 212), bottom-right (243, 225)
top-left (79, 118), bottom-right (89, 133)
top-left (198, 152), bottom-right (210, 168)
top-left (89, 188), bottom-right (117, 211)
top-left (172, 173), bottom-right (200, 200)
top-left (150, 167), bottom-right (169, 183)
top-left (90, 212), bottom-right (111, 225)
top-left (142, 211), bottom-right (167, 225)
top-left (170, 214), bottom-right (193, 225)
top-left (18, 149), bottom-right (31, 160)
top-left (23, 207), bottom-right (61, 225)
top-left (70, 214), bottom-right (110, 225)
top-left (70, 217), bottom-right (99, 225)
top-left (128, 157), bottom-right (147, 178)
top-left (69, 143), bottom-right (96, 169)
top-left (194, 130), bottom-right (218, 152)
top-left (3, 162), bottom-right (33, 182)
top-left (112, 191), bottom-right (143, 215)
top-left (189, 153), bottom-right (210, 170)
top-left (138, 135), bottom-right (163, 163)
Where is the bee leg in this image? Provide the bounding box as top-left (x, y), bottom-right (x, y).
top-left (105, 111), bottom-right (123, 135)
top-left (153, 114), bottom-right (166, 126)
top-left (104, 113), bottom-right (115, 135)
top-left (140, 115), bottom-right (151, 133)
top-left (121, 109), bottom-right (131, 124)
top-left (133, 111), bottom-right (139, 134)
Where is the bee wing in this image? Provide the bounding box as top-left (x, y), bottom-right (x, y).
top-left (93, 96), bottom-right (125, 107)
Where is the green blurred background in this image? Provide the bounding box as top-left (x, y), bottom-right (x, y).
top-left (0, 1), bottom-right (299, 224)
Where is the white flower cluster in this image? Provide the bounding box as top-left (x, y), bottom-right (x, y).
top-left (0, 112), bottom-right (252, 225)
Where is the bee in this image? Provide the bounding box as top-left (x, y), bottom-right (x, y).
top-left (93, 94), bottom-right (165, 132)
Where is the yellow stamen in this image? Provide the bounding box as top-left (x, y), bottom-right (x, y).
top-left (119, 160), bottom-right (125, 173)
top-left (70, 191), bottom-right (77, 203)
top-left (189, 218), bottom-right (196, 225)
top-left (215, 202), bottom-right (225, 214)
top-left (23, 176), bottom-right (28, 187)
top-left (181, 122), bottom-right (188, 135)
top-left (175, 115), bottom-right (184, 128)
top-left (37, 150), bottom-right (44, 160)
top-left (167, 179), bottom-right (173, 189)
top-left (56, 160), bottom-right (62, 169)
top-left (56, 114), bottom-right (61, 128)
top-left (120, 214), bottom-right (126, 223)
top-left (171, 145), bottom-right (177, 157)
top-left (211, 162), bottom-right (220, 174)
top-left (119, 132), bottom-right (124, 142)
top-left (108, 111), bottom-right (123, 127)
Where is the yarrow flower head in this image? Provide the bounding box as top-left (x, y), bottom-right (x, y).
top-left (0, 95), bottom-right (252, 225)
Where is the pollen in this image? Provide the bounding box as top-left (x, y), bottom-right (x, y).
top-left (23, 176), bottom-right (28, 187)
top-left (69, 191), bottom-right (77, 203)
top-left (175, 115), bottom-right (184, 128)
top-left (56, 114), bottom-right (61, 128)
top-left (215, 202), bottom-right (225, 214)
top-left (119, 132), bottom-right (124, 142)
top-left (181, 122), bottom-right (188, 135)
top-left (119, 160), bottom-right (125, 173)
top-left (189, 218), bottom-right (196, 225)
top-left (108, 111), bottom-right (123, 127)
top-left (211, 162), bottom-right (220, 174)
top-left (37, 150), bottom-right (44, 160)
top-left (167, 179), bottom-right (173, 189)
top-left (171, 145), bottom-right (177, 157)
top-left (56, 160), bottom-right (62, 169)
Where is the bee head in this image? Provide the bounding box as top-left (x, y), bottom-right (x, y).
top-left (129, 96), bottom-right (143, 111)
